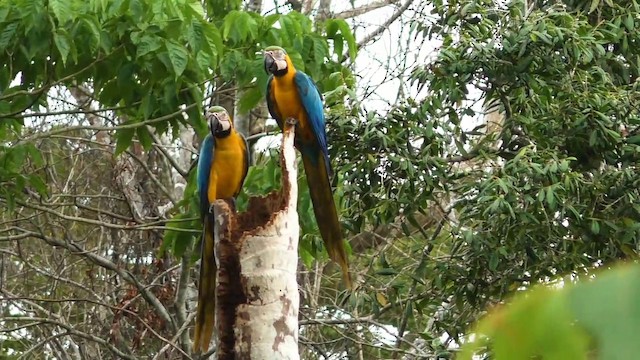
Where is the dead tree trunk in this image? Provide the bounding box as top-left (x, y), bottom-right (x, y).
top-left (213, 120), bottom-right (300, 360)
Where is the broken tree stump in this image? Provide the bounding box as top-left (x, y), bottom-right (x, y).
top-left (213, 121), bottom-right (300, 360)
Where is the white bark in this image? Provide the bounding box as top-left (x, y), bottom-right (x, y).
top-left (213, 121), bottom-right (300, 360)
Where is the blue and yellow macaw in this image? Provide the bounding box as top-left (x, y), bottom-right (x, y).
top-left (193, 106), bottom-right (250, 353)
top-left (263, 46), bottom-right (352, 289)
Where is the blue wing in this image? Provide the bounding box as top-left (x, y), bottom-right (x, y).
top-left (293, 71), bottom-right (332, 178)
top-left (197, 134), bottom-right (214, 219)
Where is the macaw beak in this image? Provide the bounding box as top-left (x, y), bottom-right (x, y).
top-left (208, 113), bottom-right (220, 136)
top-left (264, 53), bottom-right (277, 74)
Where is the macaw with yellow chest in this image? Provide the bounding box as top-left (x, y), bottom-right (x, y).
top-left (263, 46), bottom-right (352, 289)
top-left (193, 106), bottom-right (250, 354)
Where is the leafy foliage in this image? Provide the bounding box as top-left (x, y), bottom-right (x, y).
top-left (323, 0), bottom-right (640, 357)
top-left (461, 264), bottom-right (640, 360)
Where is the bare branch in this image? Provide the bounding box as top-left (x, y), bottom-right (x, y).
top-left (2, 317), bottom-right (136, 360)
top-left (17, 102), bottom-right (200, 145)
top-left (150, 130), bottom-right (190, 179)
top-left (9, 227), bottom-right (176, 333)
top-left (343, 0), bottom-right (414, 61)
top-left (334, 0), bottom-right (401, 19)
top-left (172, 250), bottom-right (193, 352)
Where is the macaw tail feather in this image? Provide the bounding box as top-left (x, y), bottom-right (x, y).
top-left (193, 217), bottom-right (216, 353)
top-left (302, 153), bottom-right (352, 289)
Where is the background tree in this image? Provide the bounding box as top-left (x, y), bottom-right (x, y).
top-left (1, 0), bottom-right (639, 359)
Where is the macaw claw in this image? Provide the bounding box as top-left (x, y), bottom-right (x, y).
top-left (286, 117), bottom-right (298, 126)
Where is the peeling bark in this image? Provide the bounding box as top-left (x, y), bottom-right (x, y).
top-left (214, 121), bottom-right (300, 360)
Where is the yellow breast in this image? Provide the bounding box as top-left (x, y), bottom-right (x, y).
top-left (208, 131), bottom-right (246, 201)
top-left (272, 75), bottom-right (313, 142)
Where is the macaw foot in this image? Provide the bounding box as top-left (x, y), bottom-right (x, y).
top-left (286, 117), bottom-right (298, 126)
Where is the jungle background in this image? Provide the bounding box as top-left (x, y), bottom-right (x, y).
top-left (1, 0), bottom-right (639, 359)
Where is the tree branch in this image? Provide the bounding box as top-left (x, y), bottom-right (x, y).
top-left (2, 202), bottom-right (199, 233)
top-left (173, 250), bottom-right (193, 352)
top-left (2, 292), bottom-right (191, 358)
top-left (1, 317), bottom-right (136, 360)
top-left (334, 0), bottom-right (401, 19)
top-left (17, 102), bottom-right (200, 145)
top-left (10, 227), bottom-right (176, 334)
top-left (343, 0), bottom-right (413, 61)
top-left (150, 130), bottom-right (189, 179)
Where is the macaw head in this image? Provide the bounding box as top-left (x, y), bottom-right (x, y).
top-left (206, 106), bottom-right (233, 138)
top-left (263, 46), bottom-right (289, 76)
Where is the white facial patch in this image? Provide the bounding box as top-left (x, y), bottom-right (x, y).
top-left (219, 119), bottom-right (231, 131)
top-left (268, 50), bottom-right (288, 71)
top-left (275, 58), bottom-right (288, 71)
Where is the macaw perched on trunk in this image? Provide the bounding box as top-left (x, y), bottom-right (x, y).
top-left (193, 106), bottom-right (250, 354)
top-left (263, 46), bottom-right (352, 289)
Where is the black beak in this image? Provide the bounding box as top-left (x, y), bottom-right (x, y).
top-left (209, 114), bottom-right (220, 135)
top-left (264, 53), bottom-right (276, 74)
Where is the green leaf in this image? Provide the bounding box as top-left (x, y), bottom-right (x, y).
top-left (588, 0), bottom-right (600, 13)
top-left (136, 126), bottom-right (153, 150)
top-left (333, 34), bottom-right (344, 60)
top-left (188, 1), bottom-right (205, 18)
top-left (202, 23), bottom-right (223, 63)
top-left (568, 265), bottom-right (640, 359)
top-left (161, 210), bottom-right (199, 258)
top-left (286, 50), bottom-right (305, 72)
top-left (546, 186), bottom-right (556, 209)
top-left (376, 268), bottom-right (398, 276)
top-left (53, 30), bottom-right (71, 65)
top-left (187, 18), bottom-right (204, 53)
top-left (590, 220), bottom-right (600, 235)
top-left (237, 86), bottom-right (263, 114)
top-left (80, 15), bottom-right (102, 50)
top-left (25, 144), bottom-right (43, 167)
top-left (222, 11), bottom-right (257, 42)
top-left (173, 227), bottom-right (194, 258)
top-left (299, 245), bottom-right (314, 269)
top-left (0, 6), bottom-right (9, 23)
top-left (115, 127), bottom-right (135, 156)
top-left (278, 14), bottom-right (298, 44)
top-left (0, 22), bottom-right (18, 52)
top-left (28, 174), bottom-right (48, 197)
top-left (489, 253), bottom-right (499, 271)
top-left (264, 13), bottom-right (280, 27)
top-left (334, 19), bottom-right (357, 60)
top-left (624, 13), bottom-right (635, 31)
top-left (196, 50), bottom-right (212, 71)
top-left (460, 285), bottom-right (590, 360)
top-left (222, 10), bottom-right (240, 40)
top-left (137, 34), bottom-right (162, 58)
top-left (99, 80), bottom-right (122, 106)
top-left (50, 0), bottom-right (72, 24)
top-left (311, 36), bottom-right (328, 63)
top-left (165, 41), bottom-right (189, 77)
